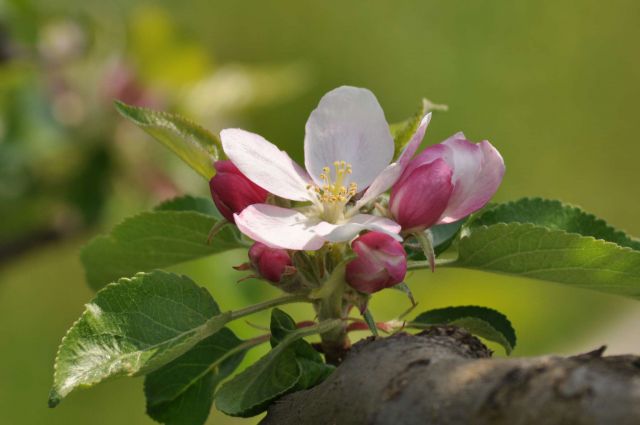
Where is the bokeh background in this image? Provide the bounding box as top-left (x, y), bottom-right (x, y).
top-left (1, 0), bottom-right (639, 424)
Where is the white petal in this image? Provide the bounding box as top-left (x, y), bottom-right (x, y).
top-left (352, 113), bottom-right (432, 211)
top-left (313, 214), bottom-right (402, 243)
top-left (234, 204), bottom-right (325, 250)
top-left (397, 113), bottom-right (433, 168)
top-left (221, 128), bottom-right (312, 201)
top-left (351, 163), bottom-right (402, 212)
top-left (304, 86), bottom-right (393, 191)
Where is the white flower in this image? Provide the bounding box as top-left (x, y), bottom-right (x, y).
top-left (220, 86), bottom-right (431, 250)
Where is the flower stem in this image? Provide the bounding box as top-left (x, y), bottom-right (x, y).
top-left (407, 258), bottom-right (457, 270)
top-left (289, 318), bottom-right (343, 340)
top-left (312, 262), bottom-right (351, 364)
top-left (229, 294), bottom-right (310, 321)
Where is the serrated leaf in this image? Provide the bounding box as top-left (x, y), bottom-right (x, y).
top-left (145, 328), bottom-right (247, 425)
top-left (49, 271), bottom-right (232, 407)
top-left (270, 309), bottom-right (321, 362)
top-left (214, 340), bottom-right (301, 417)
top-left (216, 315), bottom-right (339, 417)
top-left (473, 197), bottom-right (640, 250)
top-left (269, 309), bottom-right (333, 390)
top-left (450, 223), bottom-right (640, 299)
top-left (115, 101), bottom-right (222, 180)
top-left (81, 203), bottom-right (243, 291)
top-left (294, 357), bottom-right (334, 390)
top-left (412, 306), bottom-right (516, 354)
top-left (154, 195), bottom-right (221, 217)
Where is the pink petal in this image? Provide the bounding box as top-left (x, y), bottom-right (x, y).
top-left (352, 113), bottom-right (432, 210)
top-left (411, 134), bottom-right (504, 223)
top-left (389, 159), bottom-right (454, 231)
top-left (304, 86), bottom-right (394, 191)
top-left (221, 128), bottom-right (313, 201)
top-left (313, 214), bottom-right (402, 243)
top-left (346, 231), bottom-right (407, 294)
top-left (234, 204), bottom-right (325, 250)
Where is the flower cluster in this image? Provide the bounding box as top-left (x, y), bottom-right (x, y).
top-left (209, 86), bottom-right (504, 294)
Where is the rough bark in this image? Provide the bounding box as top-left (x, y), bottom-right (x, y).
top-left (261, 326), bottom-right (640, 425)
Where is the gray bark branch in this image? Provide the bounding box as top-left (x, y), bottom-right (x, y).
top-left (260, 326), bottom-right (640, 425)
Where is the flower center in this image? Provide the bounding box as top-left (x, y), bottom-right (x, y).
top-left (308, 161), bottom-right (358, 222)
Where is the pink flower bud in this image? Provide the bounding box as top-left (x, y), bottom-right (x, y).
top-left (209, 160), bottom-right (269, 223)
top-left (346, 232), bottom-right (407, 294)
top-left (248, 242), bottom-right (293, 283)
top-left (389, 158), bottom-right (454, 232)
top-left (390, 135), bottom-right (505, 230)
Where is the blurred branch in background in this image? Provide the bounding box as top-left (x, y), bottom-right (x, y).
top-left (0, 2), bottom-right (309, 262)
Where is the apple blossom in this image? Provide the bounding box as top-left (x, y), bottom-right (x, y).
top-left (220, 86), bottom-right (433, 250)
top-left (346, 231), bottom-right (407, 294)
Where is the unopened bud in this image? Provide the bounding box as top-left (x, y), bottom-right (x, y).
top-left (346, 232), bottom-right (407, 294)
top-left (389, 158), bottom-right (453, 232)
top-left (209, 160), bottom-right (269, 222)
top-left (248, 242), bottom-right (293, 283)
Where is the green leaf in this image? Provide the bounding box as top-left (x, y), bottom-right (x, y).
top-left (294, 358), bottom-right (334, 390)
top-left (214, 340), bottom-right (301, 417)
top-left (81, 200), bottom-right (243, 291)
top-left (145, 328), bottom-right (247, 425)
top-left (215, 316), bottom-right (339, 417)
top-left (389, 98), bottom-right (447, 158)
top-left (269, 309), bottom-right (333, 390)
top-left (115, 101), bottom-right (222, 180)
top-left (473, 197), bottom-right (640, 250)
top-left (269, 309), bottom-right (320, 360)
top-left (451, 223), bottom-right (640, 299)
top-left (412, 306), bottom-right (516, 354)
top-left (155, 195), bottom-right (221, 217)
top-left (49, 271), bottom-right (232, 407)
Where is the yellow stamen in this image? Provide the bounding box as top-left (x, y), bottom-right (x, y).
top-left (311, 160), bottom-right (358, 206)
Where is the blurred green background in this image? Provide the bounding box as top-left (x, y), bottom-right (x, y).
top-left (1, 0), bottom-right (639, 424)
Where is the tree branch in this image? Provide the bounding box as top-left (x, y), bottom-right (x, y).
top-left (261, 326), bottom-right (640, 425)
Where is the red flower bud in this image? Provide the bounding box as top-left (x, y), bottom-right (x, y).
top-left (389, 158), bottom-right (454, 232)
top-left (209, 160), bottom-right (269, 222)
top-left (346, 232), bottom-right (407, 294)
top-left (248, 242), bottom-right (293, 283)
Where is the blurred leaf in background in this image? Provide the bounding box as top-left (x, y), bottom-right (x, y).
top-left (0, 0), bottom-right (309, 260)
